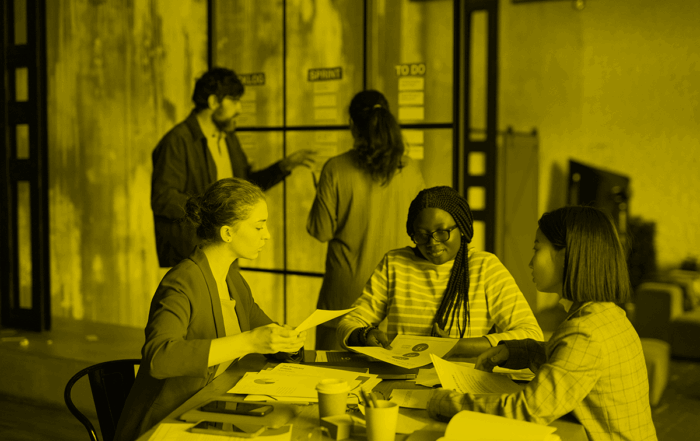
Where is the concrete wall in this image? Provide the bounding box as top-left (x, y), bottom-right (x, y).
top-left (499, 0), bottom-right (700, 309)
top-left (46, 0), bottom-right (208, 326)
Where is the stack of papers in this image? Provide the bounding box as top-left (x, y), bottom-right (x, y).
top-left (228, 363), bottom-right (381, 403)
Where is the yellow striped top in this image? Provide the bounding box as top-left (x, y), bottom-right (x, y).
top-left (338, 247), bottom-right (543, 346)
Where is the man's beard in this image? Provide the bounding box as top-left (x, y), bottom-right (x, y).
top-left (211, 113), bottom-right (237, 133)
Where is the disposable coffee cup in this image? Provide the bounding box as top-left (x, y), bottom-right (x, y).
top-left (316, 378), bottom-right (351, 421)
top-left (365, 400), bottom-right (399, 441)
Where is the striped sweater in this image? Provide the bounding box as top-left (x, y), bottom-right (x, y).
top-left (338, 247), bottom-right (543, 346)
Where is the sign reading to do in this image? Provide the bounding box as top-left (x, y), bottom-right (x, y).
top-left (395, 63), bottom-right (426, 76)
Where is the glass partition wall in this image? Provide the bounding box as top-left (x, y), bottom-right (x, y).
top-left (213, 0), bottom-right (462, 348)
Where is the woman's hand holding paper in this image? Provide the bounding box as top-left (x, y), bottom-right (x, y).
top-left (249, 324), bottom-right (306, 354)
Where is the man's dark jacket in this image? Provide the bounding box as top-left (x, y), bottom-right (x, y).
top-left (151, 111), bottom-right (288, 267)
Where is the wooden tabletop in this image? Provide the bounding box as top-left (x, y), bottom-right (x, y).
top-left (135, 352), bottom-right (588, 441)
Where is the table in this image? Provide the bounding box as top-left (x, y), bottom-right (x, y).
top-left (135, 352), bottom-right (588, 441)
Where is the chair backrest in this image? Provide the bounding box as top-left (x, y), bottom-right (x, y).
top-left (64, 359), bottom-right (141, 441)
top-left (635, 282), bottom-right (684, 342)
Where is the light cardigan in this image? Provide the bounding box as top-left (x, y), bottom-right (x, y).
top-left (338, 247), bottom-right (543, 346)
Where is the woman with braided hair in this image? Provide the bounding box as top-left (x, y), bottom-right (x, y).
top-left (337, 186), bottom-right (542, 357)
top-left (308, 90), bottom-right (424, 349)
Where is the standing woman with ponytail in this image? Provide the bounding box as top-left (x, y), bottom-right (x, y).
top-left (337, 186), bottom-right (542, 357)
top-left (308, 90), bottom-right (425, 350)
top-left (115, 178), bottom-right (306, 441)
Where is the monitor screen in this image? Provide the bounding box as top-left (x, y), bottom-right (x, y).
top-left (567, 160), bottom-right (630, 243)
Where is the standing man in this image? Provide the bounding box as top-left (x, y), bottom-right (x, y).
top-left (152, 67), bottom-right (315, 267)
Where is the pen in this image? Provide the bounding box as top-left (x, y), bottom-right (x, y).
top-left (368, 391), bottom-right (379, 408)
top-left (360, 389), bottom-right (373, 408)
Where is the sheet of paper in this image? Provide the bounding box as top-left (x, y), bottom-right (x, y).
top-left (269, 363), bottom-right (380, 393)
top-left (356, 405), bottom-right (427, 434)
top-left (430, 354), bottom-right (523, 394)
top-left (243, 394), bottom-right (361, 407)
top-left (229, 371), bottom-right (360, 399)
top-left (348, 335), bottom-right (458, 369)
top-left (148, 422), bottom-right (294, 441)
top-left (416, 363), bottom-right (534, 387)
top-left (270, 362), bottom-right (368, 379)
top-left (415, 368), bottom-right (441, 387)
top-left (389, 389), bottom-right (433, 409)
top-left (244, 394), bottom-right (315, 404)
top-left (442, 410), bottom-right (558, 441)
top-left (148, 423), bottom-right (200, 441)
top-left (294, 308), bottom-right (356, 332)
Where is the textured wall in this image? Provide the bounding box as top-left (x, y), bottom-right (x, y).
top-left (46, 0), bottom-right (208, 326)
top-left (499, 0), bottom-right (700, 309)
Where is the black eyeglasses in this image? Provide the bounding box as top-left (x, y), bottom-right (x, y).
top-left (411, 226), bottom-right (459, 245)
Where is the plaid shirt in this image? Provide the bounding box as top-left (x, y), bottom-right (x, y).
top-left (428, 302), bottom-right (657, 441)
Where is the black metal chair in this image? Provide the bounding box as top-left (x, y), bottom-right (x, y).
top-left (64, 359), bottom-right (140, 441)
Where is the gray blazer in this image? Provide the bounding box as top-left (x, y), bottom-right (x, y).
top-left (114, 246), bottom-right (275, 441)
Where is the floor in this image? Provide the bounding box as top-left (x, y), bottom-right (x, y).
top-left (0, 395), bottom-right (95, 441)
top-left (2, 357), bottom-right (700, 441)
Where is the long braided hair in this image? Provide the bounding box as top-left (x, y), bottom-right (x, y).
top-left (406, 186), bottom-right (474, 337)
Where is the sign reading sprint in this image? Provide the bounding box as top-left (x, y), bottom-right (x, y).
top-left (308, 67), bottom-right (343, 81)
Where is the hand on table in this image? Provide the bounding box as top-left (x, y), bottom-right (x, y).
top-left (250, 323), bottom-right (306, 354)
top-left (475, 344), bottom-right (510, 372)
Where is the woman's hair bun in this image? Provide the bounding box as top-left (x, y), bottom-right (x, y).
top-left (184, 195), bottom-right (203, 227)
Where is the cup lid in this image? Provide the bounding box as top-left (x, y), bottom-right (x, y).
top-left (316, 378), bottom-right (350, 393)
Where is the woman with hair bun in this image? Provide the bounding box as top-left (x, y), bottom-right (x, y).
top-left (115, 178), bottom-right (306, 441)
top-left (308, 89), bottom-right (425, 349)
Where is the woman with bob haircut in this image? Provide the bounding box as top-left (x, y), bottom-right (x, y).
top-left (428, 206), bottom-right (657, 441)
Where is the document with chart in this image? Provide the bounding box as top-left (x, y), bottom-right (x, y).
top-left (348, 335), bottom-right (458, 369)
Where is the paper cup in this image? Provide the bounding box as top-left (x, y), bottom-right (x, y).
top-left (316, 378), bottom-right (350, 421)
top-left (365, 400), bottom-right (399, 441)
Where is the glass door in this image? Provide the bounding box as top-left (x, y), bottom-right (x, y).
top-left (212, 0), bottom-right (481, 348)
